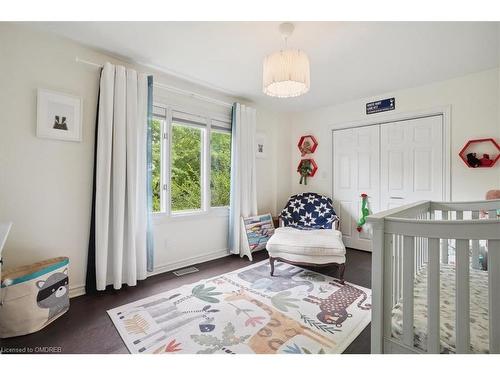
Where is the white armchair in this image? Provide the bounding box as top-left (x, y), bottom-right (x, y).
top-left (266, 193), bottom-right (346, 283)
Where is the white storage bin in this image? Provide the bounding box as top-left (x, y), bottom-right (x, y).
top-left (0, 257), bottom-right (70, 338)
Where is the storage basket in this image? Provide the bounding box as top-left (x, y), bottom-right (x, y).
top-left (0, 257), bottom-right (70, 338)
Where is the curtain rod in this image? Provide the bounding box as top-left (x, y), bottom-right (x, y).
top-left (75, 57), bottom-right (234, 109)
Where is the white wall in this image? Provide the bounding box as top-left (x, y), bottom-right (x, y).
top-left (256, 108), bottom-right (292, 216)
top-left (0, 23), bottom-right (286, 295)
top-left (287, 68), bottom-right (500, 206)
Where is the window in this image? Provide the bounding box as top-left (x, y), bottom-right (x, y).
top-left (151, 105), bottom-right (232, 215)
top-left (171, 122), bottom-right (203, 212)
top-left (210, 130), bottom-right (231, 207)
top-left (151, 117), bottom-right (163, 213)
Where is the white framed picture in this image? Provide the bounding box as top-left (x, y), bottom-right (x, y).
top-left (255, 132), bottom-right (267, 159)
top-left (37, 89), bottom-right (82, 142)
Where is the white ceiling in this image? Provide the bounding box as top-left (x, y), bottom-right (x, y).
top-left (32, 22), bottom-right (499, 112)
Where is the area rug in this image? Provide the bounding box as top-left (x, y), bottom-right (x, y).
top-left (108, 260), bottom-right (371, 354)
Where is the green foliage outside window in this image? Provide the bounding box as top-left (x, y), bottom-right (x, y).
top-left (150, 118), bottom-right (231, 213)
top-left (171, 124), bottom-right (202, 211)
top-left (210, 131), bottom-right (231, 207)
top-left (151, 118), bottom-right (162, 212)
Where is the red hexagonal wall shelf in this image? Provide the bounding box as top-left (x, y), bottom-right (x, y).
top-left (297, 158), bottom-right (318, 177)
top-left (298, 135), bottom-right (318, 156)
top-left (459, 138), bottom-right (500, 168)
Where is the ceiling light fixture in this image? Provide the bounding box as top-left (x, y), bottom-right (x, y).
top-left (262, 22), bottom-right (310, 98)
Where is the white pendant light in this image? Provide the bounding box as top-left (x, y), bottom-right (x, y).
top-left (263, 23), bottom-right (310, 98)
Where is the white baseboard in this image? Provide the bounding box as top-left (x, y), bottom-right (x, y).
top-left (69, 284), bottom-right (86, 299)
top-left (68, 248), bottom-right (230, 299)
top-left (149, 249), bottom-right (229, 277)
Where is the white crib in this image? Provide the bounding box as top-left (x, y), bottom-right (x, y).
top-left (367, 199), bottom-right (500, 354)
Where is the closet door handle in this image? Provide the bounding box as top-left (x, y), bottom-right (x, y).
top-left (390, 196), bottom-right (404, 200)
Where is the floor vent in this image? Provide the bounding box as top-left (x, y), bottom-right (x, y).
top-left (173, 266), bottom-right (199, 277)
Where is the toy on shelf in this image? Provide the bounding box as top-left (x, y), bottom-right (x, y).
top-left (297, 135), bottom-right (318, 157)
top-left (480, 154), bottom-right (494, 167)
top-left (466, 153), bottom-right (481, 168)
top-left (297, 159), bottom-right (318, 185)
top-left (356, 193), bottom-right (370, 232)
top-left (459, 138), bottom-right (500, 168)
top-left (296, 135), bottom-right (319, 185)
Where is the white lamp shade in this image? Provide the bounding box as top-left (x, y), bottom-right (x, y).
top-left (263, 49), bottom-right (310, 98)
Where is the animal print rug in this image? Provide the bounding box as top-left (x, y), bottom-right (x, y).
top-left (108, 260), bottom-right (371, 354)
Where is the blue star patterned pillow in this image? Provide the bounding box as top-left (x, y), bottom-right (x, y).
top-left (280, 192), bottom-right (339, 230)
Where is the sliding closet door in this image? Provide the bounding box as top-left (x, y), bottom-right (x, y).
top-left (333, 126), bottom-right (380, 251)
top-left (380, 115), bottom-right (444, 210)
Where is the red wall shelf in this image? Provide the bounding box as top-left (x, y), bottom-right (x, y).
top-left (458, 138), bottom-right (500, 168)
top-left (297, 158), bottom-right (318, 177)
top-left (297, 135), bottom-right (318, 156)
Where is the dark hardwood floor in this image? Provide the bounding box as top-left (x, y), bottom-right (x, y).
top-left (0, 248), bottom-right (371, 354)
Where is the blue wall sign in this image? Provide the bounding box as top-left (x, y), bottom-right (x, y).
top-left (366, 98), bottom-right (395, 115)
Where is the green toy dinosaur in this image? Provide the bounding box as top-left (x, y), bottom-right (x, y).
top-left (298, 160), bottom-right (313, 185)
top-left (356, 193), bottom-right (370, 232)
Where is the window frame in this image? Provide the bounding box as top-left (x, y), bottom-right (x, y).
top-left (151, 107), bottom-right (167, 214)
top-left (209, 127), bottom-right (232, 209)
top-left (152, 102), bottom-right (231, 219)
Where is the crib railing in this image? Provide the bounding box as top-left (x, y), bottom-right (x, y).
top-left (367, 199), bottom-right (500, 354)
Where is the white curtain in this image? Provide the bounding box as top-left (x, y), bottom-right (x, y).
top-left (229, 103), bottom-right (258, 257)
top-left (95, 62), bottom-right (149, 290)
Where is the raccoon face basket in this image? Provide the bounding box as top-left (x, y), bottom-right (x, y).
top-left (0, 257), bottom-right (70, 338)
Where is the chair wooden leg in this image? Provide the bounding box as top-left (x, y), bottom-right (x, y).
top-left (270, 257), bottom-right (275, 276)
top-left (338, 263), bottom-right (345, 284)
